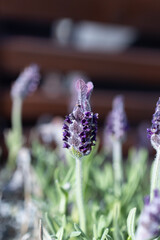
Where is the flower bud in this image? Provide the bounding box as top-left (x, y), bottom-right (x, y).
top-left (105, 95), bottom-right (127, 143)
top-left (62, 79), bottom-right (98, 159)
top-left (147, 98), bottom-right (160, 149)
top-left (11, 64), bottom-right (40, 99)
top-left (135, 190), bottom-right (160, 240)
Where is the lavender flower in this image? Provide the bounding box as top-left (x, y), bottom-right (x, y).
top-left (105, 95), bottom-right (127, 142)
top-left (147, 98), bottom-right (160, 149)
top-left (11, 64), bottom-right (40, 99)
top-left (62, 79), bottom-right (98, 158)
top-left (135, 190), bottom-right (160, 240)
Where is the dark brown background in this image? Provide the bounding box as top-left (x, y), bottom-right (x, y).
top-left (0, 0), bottom-right (160, 154)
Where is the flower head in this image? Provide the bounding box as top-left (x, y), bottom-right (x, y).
top-left (105, 95), bottom-right (127, 143)
top-left (135, 190), bottom-right (160, 240)
top-left (62, 79), bottom-right (98, 159)
top-left (11, 64), bottom-right (40, 99)
top-left (147, 98), bottom-right (160, 149)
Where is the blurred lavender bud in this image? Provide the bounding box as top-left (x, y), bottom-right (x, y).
top-left (135, 190), bottom-right (160, 240)
top-left (103, 117), bottom-right (113, 154)
top-left (105, 95), bottom-right (127, 142)
top-left (62, 79), bottom-right (98, 159)
top-left (147, 98), bottom-right (160, 150)
top-left (11, 64), bottom-right (40, 99)
top-left (38, 117), bottom-right (63, 146)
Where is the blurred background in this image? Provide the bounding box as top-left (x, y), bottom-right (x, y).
top-left (0, 0), bottom-right (160, 156)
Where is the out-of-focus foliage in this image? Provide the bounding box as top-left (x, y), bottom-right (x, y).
top-left (32, 141), bottom-right (149, 240)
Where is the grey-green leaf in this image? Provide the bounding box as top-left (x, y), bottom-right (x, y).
top-left (56, 227), bottom-right (64, 240)
top-left (70, 231), bottom-right (81, 237)
top-left (101, 228), bottom-right (112, 240)
top-left (127, 207), bottom-right (136, 240)
top-left (74, 224), bottom-right (88, 239)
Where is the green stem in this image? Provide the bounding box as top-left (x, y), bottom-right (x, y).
top-left (12, 97), bottom-right (22, 136)
top-left (8, 97), bottom-right (23, 168)
top-left (75, 157), bottom-right (86, 233)
top-left (150, 148), bottom-right (160, 201)
top-left (112, 139), bottom-right (123, 197)
top-left (113, 202), bottom-right (120, 240)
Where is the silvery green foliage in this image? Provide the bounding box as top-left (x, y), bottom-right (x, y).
top-left (127, 208), bottom-right (136, 240)
top-left (11, 64), bottom-right (40, 99)
top-left (32, 140), bottom-right (148, 240)
top-left (30, 88), bottom-right (150, 240)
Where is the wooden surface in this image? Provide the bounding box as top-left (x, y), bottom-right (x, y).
top-left (0, 0), bottom-right (160, 33)
top-left (0, 1), bottom-right (159, 129)
top-left (0, 0), bottom-right (159, 158)
top-left (0, 37), bottom-right (160, 86)
top-left (0, 89), bottom-right (157, 125)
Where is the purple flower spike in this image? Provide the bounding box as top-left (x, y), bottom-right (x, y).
top-left (105, 95), bottom-right (127, 142)
top-left (135, 190), bottom-right (160, 240)
top-left (62, 79), bottom-right (98, 158)
top-left (11, 64), bottom-right (40, 99)
top-left (147, 98), bottom-right (160, 149)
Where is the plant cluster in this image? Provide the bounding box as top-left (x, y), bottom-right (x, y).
top-left (1, 65), bottom-right (160, 240)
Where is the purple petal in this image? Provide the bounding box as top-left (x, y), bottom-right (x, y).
top-left (63, 142), bottom-right (70, 148)
top-left (86, 82), bottom-right (94, 100)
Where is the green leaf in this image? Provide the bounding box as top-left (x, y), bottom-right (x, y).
top-left (45, 212), bottom-right (56, 235)
top-left (62, 215), bottom-right (66, 228)
top-left (97, 215), bottom-right (106, 237)
top-left (43, 227), bottom-right (55, 240)
top-left (62, 166), bottom-right (74, 185)
top-left (93, 223), bottom-right (97, 239)
top-left (122, 148), bottom-right (148, 205)
top-left (56, 227), bottom-right (64, 240)
top-left (127, 237), bottom-right (132, 240)
top-left (70, 231), bottom-right (81, 237)
top-left (74, 224), bottom-right (88, 239)
top-left (127, 207), bottom-right (136, 240)
top-left (101, 228), bottom-right (112, 240)
top-left (113, 202), bottom-right (121, 240)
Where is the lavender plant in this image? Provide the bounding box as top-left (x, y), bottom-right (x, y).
top-left (105, 96), bottom-right (127, 196)
top-left (30, 91), bottom-right (151, 240)
top-left (31, 90), bottom-right (149, 240)
top-left (135, 190), bottom-right (160, 240)
top-left (62, 79), bottom-right (98, 233)
top-left (6, 64), bottom-right (40, 169)
top-left (3, 71), bottom-right (153, 239)
top-left (126, 98), bottom-right (160, 240)
top-left (147, 98), bottom-right (160, 200)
